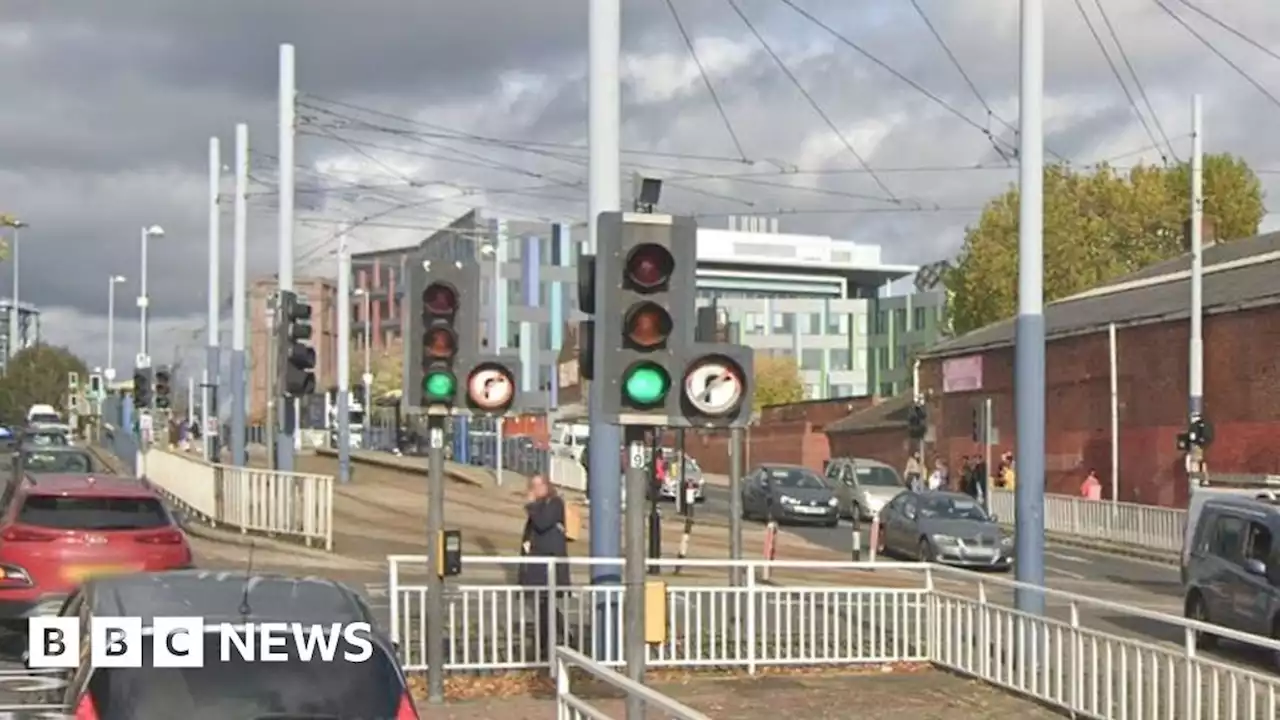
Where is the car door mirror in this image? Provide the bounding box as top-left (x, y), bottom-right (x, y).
top-left (990, 513), bottom-right (1000, 523)
top-left (1244, 558), bottom-right (1267, 577)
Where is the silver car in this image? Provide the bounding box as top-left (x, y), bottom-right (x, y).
top-left (659, 453), bottom-right (705, 503)
top-left (878, 491), bottom-right (1013, 571)
top-left (826, 457), bottom-right (907, 522)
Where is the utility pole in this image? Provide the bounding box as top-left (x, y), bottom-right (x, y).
top-left (276, 42), bottom-right (297, 473)
top-left (1014, 0), bottom-right (1046, 617)
top-left (337, 234), bottom-right (352, 484)
top-left (265, 295), bottom-right (277, 467)
top-left (1188, 94), bottom-right (1206, 492)
top-left (586, 0), bottom-right (625, 657)
top-left (728, 426), bottom-right (744, 586)
top-left (622, 426), bottom-right (647, 719)
top-left (230, 123), bottom-right (249, 467)
top-left (425, 412), bottom-right (446, 703)
top-left (206, 136), bottom-right (222, 462)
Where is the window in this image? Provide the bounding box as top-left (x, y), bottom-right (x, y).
top-left (828, 313), bottom-right (849, 335)
top-left (879, 382), bottom-right (896, 397)
top-left (895, 346), bottom-right (908, 366)
top-left (1245, 521), bottom-right (1273, 565)
top-left (800, 349), bottom-right (824, 370)
top-left (894, 308), bottom-right (907, 331)
top-left (1209, 515), bottom-right (1246, 562)
top-left (19, 496), bottom-right (169, 531)
top-left (773, 312), bottom-right (793, 333)
top-left (855, 314), bottom-right (868, 336)
top-left (874, 312), bottom-right (887, 334)
top-left (803, 313), bottom-right (822, 335)
top-left (913, 307), bottom-right (928, 331)
top-left (829, 349), bottom-right (851, 371)
top-left (877, 347), bottom-right (890, 369)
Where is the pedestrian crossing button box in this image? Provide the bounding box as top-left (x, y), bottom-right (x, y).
top-left (436, 529), bottom-right (463, 578)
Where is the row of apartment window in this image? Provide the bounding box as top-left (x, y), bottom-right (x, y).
top-left (740, 312), bottom-right (854, 336)
top-left (873, 307), bottom-right (933, 335)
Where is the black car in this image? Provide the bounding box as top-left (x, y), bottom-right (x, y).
top-left (740, 464), bottom-right (841, 526)
top-left (48, 570), bottom-right (419, 720)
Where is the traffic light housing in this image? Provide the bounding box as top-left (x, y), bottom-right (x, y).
top-left (1180, 414), bottom-right (1213, 451)
top-left (132, 368), bottom-right (152, 408)
top-left (678, 342), bottom-right (754, 428)
top-left (597, 212), bottom-right (697, 424)
top-left (577, 254), bottom-right (597, 383)
top-left (277, 290), bottom-right (317, 398)
top-left (907, 403), bottom-right (927, 439)
top-left (154, 367), bottom-right (172, 409)
top-left (405, 257), bottom-right (481, 410)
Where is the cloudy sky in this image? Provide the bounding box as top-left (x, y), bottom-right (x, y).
top-left (5, 0), bottom-right (1280, 380)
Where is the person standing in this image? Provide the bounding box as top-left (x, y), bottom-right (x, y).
top-left (904, 451), bottom-right (924, 493)
top-left (927, 459), bottom-right (947, 491)
top-left (519, 473), bottom-right (571, 660)
top-left (1081, 469), bottom-right (1102, 501)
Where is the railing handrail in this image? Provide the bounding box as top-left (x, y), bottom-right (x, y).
top-left (555, 647), bottom-right (713, 719)
top-left (388, 554), bottom-right (1280, 653)
top-left (988, 486), bottom-right (1185, 514)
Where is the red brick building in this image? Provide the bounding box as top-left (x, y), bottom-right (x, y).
top-left (828, 231), bottom-right (1280, 509)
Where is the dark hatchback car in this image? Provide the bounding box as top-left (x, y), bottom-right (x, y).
top-left (740, 464), bottom-right (840, 526)
top-left (52, 570), bottom-right (419, 720)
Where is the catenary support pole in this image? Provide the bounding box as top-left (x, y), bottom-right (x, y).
top-left (728, 426), bottom-right (744, 586)
top-left (206, 136), bottom-right (222, 462)
top-left (231, 123), bottom-right (249, 467)
top-left (1014, 0), bottom-right (1046, 616)
top-left (425, 414), bottom-right (447, 704)
top-left (276, 43), bottom-right (296, 473)
top-left (587, 0), bottom-right (624, 658)
top-left (623, 425), bottom-right (647, 719)
top-left (1189, 94), bottom-right (1204, 419)
top-left (337, 235), bottom-right (352, 484)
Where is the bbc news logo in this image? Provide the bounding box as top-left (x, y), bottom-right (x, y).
top-left (28, 616), bottom-right (375, 668)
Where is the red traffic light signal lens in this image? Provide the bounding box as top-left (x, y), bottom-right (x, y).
top-left (624, 243), bottom-right (674, 291)
top-left (624, 302), bottom-right (672, 349)
top-left (424, 326), bottom-right (457, 359)
top-left (423, 283), bottom-right (458, 315)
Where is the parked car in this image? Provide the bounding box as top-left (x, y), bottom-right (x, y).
top-left (17, 446), bottom-right (99, 475)
top-left (0, 473), bottom-right (193, 624)
top-left (877, 490), bottom-right (1013, 570)
top-left (47, 570), bottom-right (418, 719)
top-left (825, 457), bottom-right (906, 521)
top-left (659, 453), bottom-right (705, 503)
top-left (1182, 494), bottom-right (1280, 654)
top-left (740, 464), bottom-right (839, 526)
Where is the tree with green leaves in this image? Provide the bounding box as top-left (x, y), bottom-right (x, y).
top-left (752, 354), bottom-right (806, 411)
top-left (349, 343), bottom-right (404, 401)
top-left (943, 155), bottom-right (1264, 336)
top-left (0, 344), bottom-right (89, 426)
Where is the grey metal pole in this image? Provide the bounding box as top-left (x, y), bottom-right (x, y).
top-left (265, 299), bottom-right (277, 468)
top-left (139, 226), bottom-right (149, 360)
top-left (188, 376), bottom-right (196, 427)
top-left (107, 276), bottom-right (119, 380)
top-left (231, 123), bottom-right (249, 467)
top-left (206, 136), bottom-right (222, 462)
top-left (587, 0), bottom-right (624, 655)
top-left (728, 426), bottom-right (744, 586)
top-left (9, 224), bottom-right (19, 359)
top-left (276, 43), bottom-right (296, 473)
top-left (622, 425), bottom-right (647, 719)
top-left (362, 292), bottom-right (372, 448)
top-left (983, 397), bottom-right (993, 513)
top-left (425, 414), bottom-right (447, 704)
top-left (337, 235), bottom-right (351, 484)
top-left (1189, 94), bottom-right (1204, 417)
top-left (1014, 0), bottom-right (1046, 616)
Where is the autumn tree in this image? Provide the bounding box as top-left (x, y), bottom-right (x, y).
top-left (0, 344), bottom-right (89, 426)
top-left (752, 354), bottom-right (805, 411)
top-left (944, 155), bottom-right (1264, 335)
top-left (349, 343), bottom-right (404, 401)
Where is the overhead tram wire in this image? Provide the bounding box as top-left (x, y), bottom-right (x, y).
top-left (725, 0), bottom-right (902, 205)
top-left (1070, 0), bottom-right (1166, 162)
top-left (775, 0), bottom-right (1071, 163)
top-left (907, 0), bottom-right (1016, 163)
top-left (1089, 0), bottom-right (1177, 162)
top-left (664, 0), bottom-right (750, 161)
top-left (1172, 0), bottom-right (1280, 64)
top-left (1151, 0), bottom-right (1280, 112)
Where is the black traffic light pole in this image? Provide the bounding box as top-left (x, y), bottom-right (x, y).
top-left (647, 428), bottom-right (661, 576)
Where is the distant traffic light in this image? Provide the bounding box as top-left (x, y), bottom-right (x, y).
top-left (132, 368), bottom-right (152, 408)
top-left (277, 290), bottom-right (317, 398)
top-left (907, 403), bottom-right (927, 439)
top-left (1183, 414), bottom-right (1213, 449)
top-left (598, 213), bottom-right (697, 422)
top-left (154, 367), bottom-right (172, 409)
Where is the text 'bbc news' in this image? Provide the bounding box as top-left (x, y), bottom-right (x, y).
top-left (27, 616), bottom-right (374, 668)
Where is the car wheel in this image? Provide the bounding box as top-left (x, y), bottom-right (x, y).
top-left (1185, 591), bottom-right (1217, 649)
top-left (918, 537), bottom-right (936, 563)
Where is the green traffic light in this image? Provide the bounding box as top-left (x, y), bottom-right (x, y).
top-left (423, 371), bottom-right (457, 400)
top-left (622, 364), bottom-right (670, 407)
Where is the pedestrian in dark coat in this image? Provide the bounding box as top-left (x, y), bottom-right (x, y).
top-left (519, 474), bottom-right (571, 659)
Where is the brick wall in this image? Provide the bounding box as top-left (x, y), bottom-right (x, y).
top-left (900, 304), bottom-right (1280, 508)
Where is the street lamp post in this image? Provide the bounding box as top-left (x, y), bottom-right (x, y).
top-left (106, 275), bottom-right (127, 382)
top-left (137, 225), bottom-right (165, 365)
top-left (353, 288), bottom-right (372, 405)
top-left (3, 218), bottom-right (28, 361)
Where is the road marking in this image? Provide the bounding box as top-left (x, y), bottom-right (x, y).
top-left (365, 583), bottom-right (388, 599)
top-left (1046, 566), bottom-right (1087, 580)
top-left (1047, 551), bottom-right (1089, 564)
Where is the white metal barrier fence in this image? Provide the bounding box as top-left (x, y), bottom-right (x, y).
top-left (143, 449), bottom-right (334, 549)
top-left (988, 488), bottom-right (1185, 552)
top-left (389, 556), bottom-right (1280, 719)
top-left (555, 647), bottom-right (712, 720)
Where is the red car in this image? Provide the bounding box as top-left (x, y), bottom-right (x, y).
top-left (0, 473), bottom-right (193, 623)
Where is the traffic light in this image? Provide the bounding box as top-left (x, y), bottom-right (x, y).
top-left (405, 258), bottom-right (481, 409)
top-left (907, 403), bottom-right (927, 439)
top-left (577, 254), bottom-right (596, 382)
top-left (1186, 414), bottom-right (1213, 448)
top-left (597, 212), bottom-right (697, 423)
top-left (132, 368), bottom-right (152, 408)
top-left (678, 343), bottom-right (753, 427)
top-left (277, 290), bottom-right (317, 397)
top-left (154, 367), bottom-right (172, 409)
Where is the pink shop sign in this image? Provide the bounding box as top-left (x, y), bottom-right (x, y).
top-left (942, 356), bottom-right (983, 393)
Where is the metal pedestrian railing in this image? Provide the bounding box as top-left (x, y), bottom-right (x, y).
top-left (555, 647), bottom-right (712, 720)
top-left (388, 555), bottom-right (1280, 719)
top-left (142, 449), bottom-right (334, 549)
top-left (988, 488), bottom-right (1186, 552)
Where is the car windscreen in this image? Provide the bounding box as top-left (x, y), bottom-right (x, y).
top-left (856, 466), bottom-right (902, 488)
top-left (24, 431), bottom-right (68, 447)
top-left (28, 413), bottom-right (61, 425)
top-left (766, 468), bottom-right (826, 490)
top-left (87, 638), bottom-right (403, 720)
top-left (919, 495), bottom-right (989, 521)
top-left (18, 495), bottom-right (169, 531)
top-left (22, 450), bottom-right (94, 474)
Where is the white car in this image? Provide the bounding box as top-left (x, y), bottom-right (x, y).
top-left (660, 456), bottom-right (705, 503)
